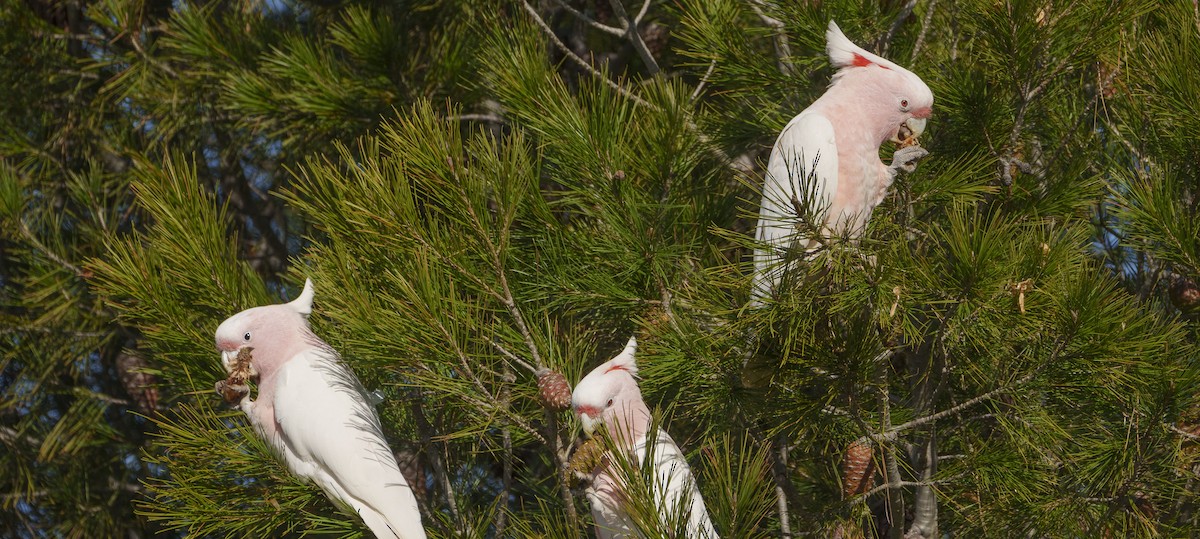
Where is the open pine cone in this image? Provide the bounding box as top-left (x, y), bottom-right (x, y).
top-left (567, 437), bottom-right (605, 484)
top-left (216, 347), bottom-right (254, 404)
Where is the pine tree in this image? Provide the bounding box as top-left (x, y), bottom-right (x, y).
top-left (4, 0), bottom-right (1200, 538)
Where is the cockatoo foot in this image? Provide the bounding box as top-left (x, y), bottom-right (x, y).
top-left (216, 379), bottom-right (250, 404)
top-left (889, 145), bottom-right (928, 174)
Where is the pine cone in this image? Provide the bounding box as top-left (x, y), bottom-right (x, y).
top-left (842, 440), bottom-right (876, 498)
top-left (537, 369), bottom-right (572, 411)
top-left (567, 437), bottom-right (605, 484)
top-left (115, 351), bottom-right (159, 413)
top-left (393, 448), bottom-right (427, 502)
top-left (217, 347), bottom-right (255, 404)
top-left (1170, 277), bottom-right (1200, 314)
top-left (640, 23), bottom-right (670, 59)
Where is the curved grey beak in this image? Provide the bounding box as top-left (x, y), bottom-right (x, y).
top-left (893, 117), bottom-right (928, 144)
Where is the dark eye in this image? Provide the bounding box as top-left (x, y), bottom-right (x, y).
top-left (900, 99), bottom-right (909, 109)
top-left (243, 332), bottom-right (252, 341)
top-left (606, 398), bottom-right (614, 407)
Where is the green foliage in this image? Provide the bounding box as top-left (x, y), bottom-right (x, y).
top-left (4, 0), bottom-right (1200, 537)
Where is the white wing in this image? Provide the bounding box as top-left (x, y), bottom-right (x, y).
top-left (639, 429), bottom-right (719, 539)
top-left (273, 348), bottom-right (426, 539)
top-left (753, 111), bottom-right (839, 302)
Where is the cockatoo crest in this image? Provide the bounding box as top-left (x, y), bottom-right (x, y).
top-left (827, 21), bottom-right (905, 74)
top-left (824, 21), bottom-right (933, 121)
top-left (572, 337), bottom-right (645, 439)
top-left (287, 278), bottom-right (315, 316)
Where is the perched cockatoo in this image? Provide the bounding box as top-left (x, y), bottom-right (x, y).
top-left (214, 279), bottom-right (426, 539)
top-left (572, 337), bottom-right (719, 539)
top-left (753, 20), bottom-right (934, 300)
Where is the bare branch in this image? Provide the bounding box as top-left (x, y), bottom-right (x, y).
top-left (608, 0), bottom-right (660, 75)
top-left (1169, 423), bottom-right (1200, 442)
top-left (486, 337), bottom-right (538, 374)
top-left (519, 0), bottom-right (651, 108)
top-left (634, 0), bottom-right (651, 23)
top-left (691, 60), bottom-right (717, 101)
top-left (17, 218), bottom-right (85, 277)
top-left (876, 356), bottom-right (906, 539)
top-left (453, 113), bottom-right (507, 125)
top-left (911, 0), bottom-right (938, 61)
top-left (550, 0), bottom-right (625, 36)
top-left (748, 0), bottom-right (794, 76)
top-left (880, 0), bottom-right (918, 56)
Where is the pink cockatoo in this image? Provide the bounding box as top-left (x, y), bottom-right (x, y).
top-left (572, 337), bottom-right (719, 539)
top-left (214, 279), bottom-right (426, 539)
top-left (753, 20), bottom-right (933, 300)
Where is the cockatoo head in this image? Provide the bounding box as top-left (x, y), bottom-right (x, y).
top-left (571, 336), bottom-right (650, 445)
top-left (214, 279), bottom-right (316, 379)
top-left (825, 20), bottom-right (934, 146)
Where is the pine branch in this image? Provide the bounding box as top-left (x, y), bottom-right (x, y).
top-left (549, 0), bottom-right (625, 37)
top-left (690, 59), bottom-right (717, 100)
top-left (879, 0), bottom-right (918, 56)
top-left (747, 0), bottom-right (794, 77)
top-left (910, 0), bottom-right (937, 61)
top-left (607, 0), bottom-right (660, 75)
top-left (17, 218), bottom-right (84, 277)
top-left (875, 352), bottom-right (905, 539)
top-left (518, 0), bottom-right (651, 108)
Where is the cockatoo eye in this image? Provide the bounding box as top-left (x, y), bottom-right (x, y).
top-left (243, 332), bottom-right (252, 341)
top-left (606, 398), bottom-right (614, 407)
top-left (900, 99), bottom-right (909, 111)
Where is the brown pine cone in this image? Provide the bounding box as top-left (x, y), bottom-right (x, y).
top-left (567, 437), bottom-right (605, 484)
top-left (537, 369), bottom-right (572, 412)
top-left (1170, 277), bottom-right (1200, 314)
top-left (217, 347), bottom-right (255, 404)
top-left (842, 440), bottom-right (876, 498)
top-left (393, 448), bottom-right (428, 502)
top-left (115, 351), bottom-right (159, 413)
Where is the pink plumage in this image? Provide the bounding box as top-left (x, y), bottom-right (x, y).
top-left (753, 21), bottom-right (934, 301)
top-left (572, 337), bottom-right (719, 538)
top-left (214, 280), bottom-right (426, 539)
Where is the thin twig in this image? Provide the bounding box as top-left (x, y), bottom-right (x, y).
top-left (519, 0), bottom-right (650, 108)
top-left (634, 0), bottom-right (651, 23)
top-left (412, 401), bottom-right (464, 527)
top-left (880, 0), bottom-right (918, 56)
top-left (883, 375), bottom-right (1031, 438)
top-left (550, 0), bottom-right (625, 36)
top-left (486, 337), bottom-right (538, 374)
top-left (691, 59), bottom-right (717, 101)
top-left (608, 0), bottom-right (660, 74)
top-left (876, 355), bottom-right (906, 539)
top-left (495, 364), bottom-right (515, 536)
top-left (856, 477), bottom-right (961, 500)
top-left (1169, 423), bottom-right (1200, 442)
top-left (453, 113), bottom-right (507, 124)
top-left (748, 0), bottom-right (794, 76)
top-left (18, 219), bottom-right (85, 276)
top-left (911, 0), bottom-right (937, 60)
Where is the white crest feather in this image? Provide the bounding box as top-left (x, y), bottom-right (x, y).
top-left (610, 336), bottom-right (638, 377)
top-left (825, 20), bottom-right (905, 74)
top-left (287, 278), bottom-right (315, 316)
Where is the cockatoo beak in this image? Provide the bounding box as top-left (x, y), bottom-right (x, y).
top-left (221, 349), bottom-right (236, 374)
top-left (579, 413), bottom-right (599, 437)
top-left (893, 117), bottom-right (927, 145)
